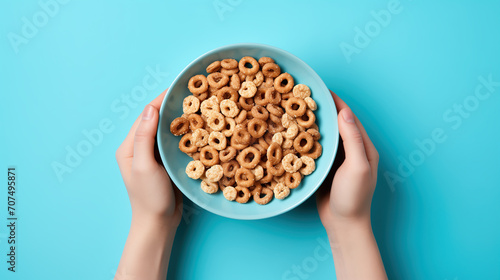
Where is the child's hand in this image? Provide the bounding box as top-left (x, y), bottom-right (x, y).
top-left (317, 91), bottom-right (386, 280)
top-left (115, 91), bottom-right (181, 228)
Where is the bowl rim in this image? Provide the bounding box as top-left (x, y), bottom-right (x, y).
top-left (157, 43), bottom-right (338, 220)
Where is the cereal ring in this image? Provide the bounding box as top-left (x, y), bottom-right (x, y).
top-left (208, 86), bottom-right (218, 95)
top-left (284, 97), bottom-right (307, 117)
top-left (247, 118), bottom-right (267, 138)
top-left (254, 187), bottom-right (273, 205)
top-left (238, 72), bottom-right (246, 82)
top-left (220, 99), bottom-right (240, 118)
top-left (188, 114), bottom-right (204, 130)
top-left (183, 96), bottom-right (200, 114)
top-left (251, 165), bottom-right (264, 181)
top-left (262, 63), bottom-right (281, 78)
top-left (239, 81), bottom-right (257, 98)
top-left (222, 117), bottom-right (236, 137)
top-left (207, 72), bottom-right (229, 89)
top-left (205, 164), bottom-right (223, 183)
top-left (170, 117), bottom-right (190, 136)
top-left (188, 75), bottom-right (208, 94)
top-left (285, 172), bottom-right (302, 189)
top-left (221, 68), bottom-right (239, 76)
top-left (207, 112), bottom-right (225, 131)
top-left (230, 136), bottom-right (249, 150)
top-left (282, 154), bottom-right (303, 173)
top-left (200, 96), bottom-right (220, 116)
top-left (292, 84), bottom-right (311, 99)
top-left (299, 156), bottom-right (316, 175)
top-left (274, 73), bottom-right (294, 94)
top-left (191, 152), bottom-right (201, 160)
top-left (233, 125), bottom-right (252, 145)
top-left (192, 128), bottom-right (209, 147)
top-left (235, 168), bottom-right (255, 188)
top-left (249, 182), bottom-right (262, 196)
top-left (268, 113), bottom-right (281, 125)
top-left (179, 133), bottom-right (197, 153)
top-left (300, 141), bottom-right (322, 159)
top-left (246, 71), bottom-right (264, 87)
top-left (220, 146), bottom-right (237, 162)
top-left (193, 91), bottom-right (208, 102)
top-left (259, 164), bottom-right (273, 184)
top-left (238, 56), bottom-right (259, 75)
top-left (200, 146), bottom-right (219, 167)
top-left (250, 105), bottom-right (269, 120)
top-left (282, 138), bottom-right (293, 149)
top-left (235, 186), bottom-right (251, 203)
top-left (258, 137), bottom-right (270, 150)
top-left (304, 97), bottom-right (317, 111)
top-left (230, 74), bottom-right (241, 90)
top-left (293, 131), bottom-right (314, 153)
top-left (206, 61), bottom-right (221, 73)
top-left (266, 161), bottom-right (285, 176)
top-left (221, 58), bottom-right (238, 69)
top-left (272, 133), bottom-right (284, 146)
top-left (222, 159), bottom-right (239, 177)
top-left (186, 160), bottom-right (205, 179)
top-left (252, 143), bottom-right (266, 155)
top-left (296, 110), bottom-right (316, 128)
top-left (269, 119), bottom-right (286, 135)
top-left (265, 87), bottom-right (281, 105)
top-left (216, 87), bottom-right (239, 103)
top-left (258, 57), bottom-right (274, 66)
top-left (306, 128), bottom-right (321, 141)
top-left (281, 113), bottom-right (294, 128)
top-left (220, 176), bottom-right (236, 189)
top-left (273, 183), bottom-right (290, 199)
top-left (239, 96), bottom-right (254, 111)
top-left (234, 109), bottom-right (247, 124)
top-left (254, 88), bottom-right (269, 106)
top-left (260, 77), bottom-right (274, 89)
top-left (267, 142), bottom-right (283, 165)
top-left (237, 146), bottom-right (261, 169)
top-left (201, 180), bottom-right (218, 194)
top-left (266, 103), bottom-right (284, 117)
top-left (283, 148), bottom-right (297, 157)
top-left (208, 131), bottom-right (227, 151)
top-left (223, 186), bottom-right (237, 201)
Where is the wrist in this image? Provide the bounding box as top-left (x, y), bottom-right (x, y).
top-left (131, 212), bottom-right (179, 234)
top-left (325, 216), bottom-right (372, 245)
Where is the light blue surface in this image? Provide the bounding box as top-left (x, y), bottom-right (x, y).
top-left (1, 0), bottom-right (499, 279)
top-left (158, 43), bottom-right (338, 220)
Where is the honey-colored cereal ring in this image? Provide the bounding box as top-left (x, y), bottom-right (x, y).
top-left (216, 87), bottom-right (239, 103)
top-left (208, 131), bottom-right (227, 151)
top-left (206, 61), bottom-right (221, 73)
top-left (296, 109), bottom-right (316, 128)
top-left (282, 154), bottom-right (303, 173)
top-left (254, 88), bottom-right (269, 106)
top-left (221, 68), bottom-right (239, 76)
top-left (220, 176), bottom-right (236, 189)
top-left (193, 91), bottom-right (208, 102)
top-left (268, 113), bottom-right (281, 125)
top-left (282, 138), bottom-right (293, 149)
top-left (221, 58), bottom-right (238, 69)
top-left (200, 96), bottom-right (220, 116)
top-left (205, 164), bottom-right (223, 183)
top-left (237, 146), bottom-right (261, 169)
top-left (259, 164), bottom-right (273, 184)
top-left (238, 72), bottom-right (246, 81)
top-left (183, 96), bottom-right (200, 114)
top-left (230, 136), bottom-right (249, 150)
top-left (266, 103), bottom-right (284, 117)
top-left (265, 87), bottom-right (281, 105)
top-left (186, 160), bottom-right (205, 179)
top-left (284, 97), bottom-right (307, 117)
top-left (274, 73), bottom-right (294, 94)
top-left (254, 187), bottom-right (273, 205)
top-left (222, 117), bottom-right (236, 137)
top-left (188, 75), bottom-right (208, 94)
top-left (271, 133), bottom-right (284, 146)
top-left (268, 119), bottom-right (285, 134)
top-left (233, 125), bottom-right (252, 145)
top-left (223, 186), bottom-right (237, 201)
top-left (192, 128), bottom-right (209, 147)
top-left (293, 131), bottom-right (314, 153)
top-left (230, 74), bottom-right (241, 90)
top-left (238, 56), bottom-right (260, 75)
top-left (239, 96), bottom-right (254, 111)
top-left (273, 183), bottom-right (290, 199)
top-left (234, 109), bottom-right (247, 124)
top-left (258, 57), bottom-right (274, 66)
top-left (260, 77), bottom-right (274, 89)
top-left (170, 117), bottom-right (190, 136)
top-left (191, 152), bottom-right (201, 161)
top-left (188, 114), bottom-right (204, 130)
top-left (201, 180), bottom-right (218, 194)
top-left (292, 84), bottom-right (311, 99)
top-left (239, 81), bottom-right (257, 98)
top-left (252, 143), bottom-right (266, 155)
top-left (280, 92), bottom-right (293, 108)
top-left (222, 159), bottom-right (239, 177)
top-left (251, 165), bottom-right (264, 181)
top-left (207, 72), bottom-right (229, 89)
top-left (285, 172), bottom-right (302, 189)
top-left (220, 146), bottom-right (237, 162)
top-left (306, 128), bottom-right (321, 141)
top-left (235, 168), bottom-right (255, 188)
top-left (246, 71), bottom-right (264, 87)
top-left (300, 141), bottom-right (322, 159)
top-left (251, 105), bottom-right (269, 120)
top-left (200, 146), bottom-right (219, 167)
top-left (281, 113), bottom-right (294, 128)
top-left (247, 118), bottom-right (267, 138)
top-left (249, 181), bottom-right (262, 196)
top-left (304, 97), bottom-right (317, 111)
top-left (220, 99), bottom-right (239, 118)
top-left (179, 133), bottom-right (197, 153)
top-left (207, 112), bottom-right (225, 131)
top-left (266, 161), bottom-right (285, 176)
top-left (235, 186), bottom-right (251, 203)
top-left (283, 148), bottom-right (297, 157)
top-left (299, 156), bottom-right (316, 175)
top-left (262, 63), bottom-right (281, 78)
top-left (267, 142), bottom-right (283, 165)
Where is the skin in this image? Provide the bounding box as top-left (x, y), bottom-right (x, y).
top-left (115, 90), bottom-right (386, 280)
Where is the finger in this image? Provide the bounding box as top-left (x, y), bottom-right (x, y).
top-left (338, 107), bottom-right (369, 168)
top-left (132, 104), bottom-right (160, 169)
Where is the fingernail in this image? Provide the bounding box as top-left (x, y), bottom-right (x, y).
top-left (142, 105), bottom-right (154, 120)
top-left (342, 109), bottom-right (355, 123)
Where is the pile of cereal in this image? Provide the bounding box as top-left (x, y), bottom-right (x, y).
top-left (169, 56), bottom-right (322, 205)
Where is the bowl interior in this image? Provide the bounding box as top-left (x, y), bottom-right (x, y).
top-left (158, 44), bottom-right (338, 220)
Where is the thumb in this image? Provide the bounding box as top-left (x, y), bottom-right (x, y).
top-left (133, 104), bottom-right (160, 168)
top-left (338, 108), bottom-right (368, 166)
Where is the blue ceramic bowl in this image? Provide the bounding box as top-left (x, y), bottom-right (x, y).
top-left (158, 43), bottom-right (338, 220)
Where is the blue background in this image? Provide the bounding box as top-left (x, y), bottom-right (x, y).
top-left (1, 0), bottom-right (499, 279)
